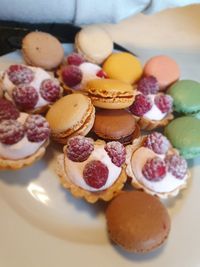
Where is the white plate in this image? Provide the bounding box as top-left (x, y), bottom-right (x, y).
top-left (0, 46), bottom-right (200, 267)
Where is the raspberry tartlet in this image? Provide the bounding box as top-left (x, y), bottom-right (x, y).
top-left (1, 64), bottom-right (62, 113)
top-left (129, 76), bottom-right (174, 130)
top-left (56, 52), bottom-right (107, 93)
top-left (126, 132), bottom-right (189, 198)
top-left (0, 99), bottom-right (50, 169)
top-left (56, 136), bottom-right (127, 203)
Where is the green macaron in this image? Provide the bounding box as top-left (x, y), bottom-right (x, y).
top-left (165, 116), bottom-right (200, 159)
top-left (168, 80), bottom-right (200, 114)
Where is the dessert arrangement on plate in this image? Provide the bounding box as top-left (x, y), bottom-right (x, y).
top-left (0, 24), bottom-right (199, 254)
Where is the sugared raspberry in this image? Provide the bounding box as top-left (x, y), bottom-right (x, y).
top-left (105, 141), bottom-right (126, 167)
top-left (165, 154), bottom-right (187, 179)
top-left (137, 76), bottom-right (159, 95)
top-left (0, 98), bottom-right (20, 122)
top-left (144, 132), bottom-right (171, 154)
top-left (96, 70), bottom-right (108, 78)
top-left (40, 79), bottom-right (60, 102)
top-left (65, 135), bottom-right (94, 162)
top-left (61, 65), bottom-right (82, 87)
top-left (24, 115), bottom-right (50, 142)
top-left (7, 64), bottom-right (34, 85)
top-left (129, 94), bottom-right (153, 116)
top-left (83, 160), bottom-right (108, 189)
top-left (0, 119), bottom-right (25, 145)
top-left (155, 94), bottom-right (173, 113)
top-left (142, 157), bottom-right (167, 181)
top-left (66, 53), bottom-right (85, 66)
top-left (12, 85), bottom-right (39, 110)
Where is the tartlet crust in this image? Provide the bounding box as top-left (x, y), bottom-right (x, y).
top-left (0, 140), bottom-right (49, 170)
top-left (126, 136), bottom-right (190, 198)
top-left (56, 139), bottom-right (127, 203)
top-left (133, 112), bottom-right (174, 130)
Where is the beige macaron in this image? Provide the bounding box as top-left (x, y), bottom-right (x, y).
top-left (75, 25), bottom-right (113, 64)
top-left (22, 31), bottom-right (64, 70)
top-left (46, 94), bottom-right (95, 144)
top-left (85, 78), bottom-right (135, 109)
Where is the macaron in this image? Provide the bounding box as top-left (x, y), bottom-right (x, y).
top-left (168, 80), bottom-right (200, 114)
top-left (46, 94), bottom-right (95, 144)
top-left (22, 31), bottom-right (64, 70)
top-left (93, 109), bottom-right (140, 144)
top-left (143, 55), bottom-right (180, 90)
top-left (165, 116), bottom-right (200, 159)
top-left (106, 191), bottom-right (171, 253)
top-left (85, 78), bottom-right (135, 109)
top-left (75, 25), bottom-right (113, 64)
top-left (103, 52), bottom-right (143, 84)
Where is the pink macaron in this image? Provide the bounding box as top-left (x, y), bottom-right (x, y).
top-left (143, 55), bottom-right (180, 90)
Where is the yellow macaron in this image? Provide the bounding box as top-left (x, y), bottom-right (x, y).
top-left (103, 52), bottom-right (143, 84)
top-left (46, 94), bottom-right (95, 144)
top-left (85, 78), bottom-right (135, 109)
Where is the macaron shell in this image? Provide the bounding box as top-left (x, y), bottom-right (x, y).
top-left (75, 25), bottom-right (113, 64)
top-left (86, 79), bottom-right (134, 97)
top-left (103, 52), bottom-right (143, 84)
top-left (46, 94), bottom-right (93, 134)
top-left (106, 191), bottom-right (171, 253)
top-left (143, 55), bottom-right (180, 90)
top-left (165, 116), bottom-right (200, 159)
top-left (93, 109), bottom-right (137, 140)
top-left (52, 105), bottom-right (95, 144)
top-left (22, 31), bottom-right (64, 70)
top-left (168, 80), bottom-right (200, 113)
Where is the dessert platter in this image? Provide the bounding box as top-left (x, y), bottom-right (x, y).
top-left (0, 24), bottom-right (200, 267)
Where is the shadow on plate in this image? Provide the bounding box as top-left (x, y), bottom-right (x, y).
top-left (111, 239), bottom-right (166, 262)
top-left (62, 185), bottom-right (108, 218)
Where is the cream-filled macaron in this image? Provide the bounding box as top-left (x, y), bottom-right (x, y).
top-left (46, 94), bottom-right (95, 144)
top-left (75, 25), bottom-right (113, 64)
top-left (85, 78), bottom-right (135, 109)
top-left (103, 52), bottom-right (143, 84)
top-left (22, 31), bottom-right (64, 70)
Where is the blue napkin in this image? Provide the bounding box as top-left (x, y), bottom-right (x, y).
top-left (0, 0), bottom-right (199, 24)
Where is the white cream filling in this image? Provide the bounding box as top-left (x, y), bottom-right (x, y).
top-left (73, 62), bottom-right (101, 90)
top-left (64, 144), bottom-right (121, 192)
top-left (143, 94), bottom-right (167, 121)
top-left (0, 113), bottom-right (45, 160)
top-left (2, 66), bottom-right (57, 109)
top-left (131, 147), bottom-right (187, 194)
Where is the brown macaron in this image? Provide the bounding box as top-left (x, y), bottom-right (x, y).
top-left (22, 31), bottom-right (64, 70)
top-left (93, 109), bottom-right (140, 145)
top-left (106, 191), bottom-right (171, 253)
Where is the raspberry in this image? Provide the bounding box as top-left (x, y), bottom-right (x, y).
top-left (165, 154), bottom-right (187, 179)
top-left (96, 70), bottom-right (108, 78)
top-left (83, 160), bottom-right (108, 189)
top-left (0, 119), bottom-right (25, 145)
top-left (155, 94), bottom-right (173, 113)
top-left (61, 65), bottom-right (82, 87)
top-left (66, 53), bottom-right (85, 66)
top-left (129, 94), bottom-right (153, 116)
top-left (7, 64), bottom-right (34, 85)
top-left (40, 79), bottom-right (60, 102)
top-left (137, 76), bottom-right (159, 95)
top-left (105, 141), bottom-right (126, 167)
top-left (0, 98), bottom-right (20, 122)
top-left (142, 157), bottom-right (167, 182)
top-left (12, 85), bottom-right (39, 110)
top-left (144, 132), bottom-right (171, 154)
top-left (65, 135), bottom-right (94, 162)
top-left (24, 115), bottom-right (50, 142)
